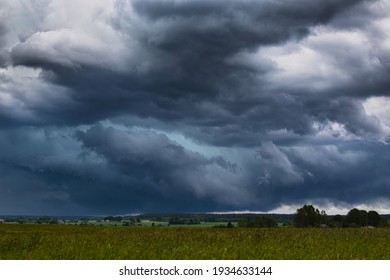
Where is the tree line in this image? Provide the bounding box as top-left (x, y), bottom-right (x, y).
top-left (294, 204), bottom-right (388, 228)
top-left (1, 206), bottom-right (388, 228)
top-left (237, 216), bottom-right (278, 228)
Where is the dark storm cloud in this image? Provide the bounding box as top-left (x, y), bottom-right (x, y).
top-left (279, 140), bottom-right (390, 207)
top-left (0, 126), bottom-right (87, 215)
top-left (1, 0), bottom-right (390, 214)
top-left (7, 0), bottom-right (374, 135)
top-left (71, 127), bottom-right (390, 212)
top-left (1, 124), bottom-right (390, 214)
top-left (74, 124), bottom-right (254, 211)
top-left (0, 124), bottom-right (256, 214)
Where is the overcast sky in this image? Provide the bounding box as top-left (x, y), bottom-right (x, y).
top-left (1, 0), bottom-right (390, 215)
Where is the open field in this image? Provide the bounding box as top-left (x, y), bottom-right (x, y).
top-left (1, 224), bottom-right (390, 259)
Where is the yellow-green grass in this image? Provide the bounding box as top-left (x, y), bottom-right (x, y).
top-left (1, 224), bottom-right (390, 260)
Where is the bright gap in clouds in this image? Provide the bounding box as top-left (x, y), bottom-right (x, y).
top-left (270, 201), bottom-right (390, 215)
top-left (217, 200), bottom-right (390, 215)
top-left (363, 97), bottom-right (390, 131)
top-left (101, 120), bottom-right (225, 159)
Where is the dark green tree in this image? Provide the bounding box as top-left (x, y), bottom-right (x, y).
top-left (237, 216), bottom-right (277, 228)
top-left (237, 217), bottom-right (253, 228)
top-left (294, 204), bottom-right (321, 227)
top-left (168, 217), bottom-right (185, 225)
top-left (345, 208), bottom-right (369, 227)
top-left (345, 208), bottom-right (360, 227)
top-left (320, 210), bottom-right (327, 224)
top-left (329, 214), bottom-right (344, 228)
top-left (360, 210), bottom-right (368, 227)
top-left (226, 222), bottom-right (234, 228)
top-left (367, 211), bottom-right (381, 227)
top-left (262, 217), bottom-right (278, 227)
top-left (379, 217), bottom-right (389, 227)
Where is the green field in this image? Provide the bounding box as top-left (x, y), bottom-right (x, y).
top-left (1, 224), bottom-right (390, 259)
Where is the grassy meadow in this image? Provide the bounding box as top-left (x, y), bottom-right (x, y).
top-left (1, 224), bottom-right (390, 259)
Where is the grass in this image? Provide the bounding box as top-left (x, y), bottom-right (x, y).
top-left (1, 224), bottom-right (390, 259)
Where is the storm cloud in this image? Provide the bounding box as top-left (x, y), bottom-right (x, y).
top-left (1, 0), bottom-right (390, 215)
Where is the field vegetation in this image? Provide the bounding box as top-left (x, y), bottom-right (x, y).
top-left (1, 224), bottom-right (390, 260)
top-left (1, 205), bottom-right (389, 259)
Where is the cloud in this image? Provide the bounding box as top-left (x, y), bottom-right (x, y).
top-left (0, 124), bottom-right (257, 214)
top-left (256, 141), bottom-right (303, 186)
top-left (4, 0), bottom-right (376, 135)
top-left (1, 122), bottom-right (390, 214)
top-left (1, 0), bottom-right (390, 214)
top-left (0, 6), bottom-right (10, 67)
top-left (75, 124), bottom-right (256, 210)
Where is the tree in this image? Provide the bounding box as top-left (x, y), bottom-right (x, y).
top-left (237, 216), bottom-right (277, 228)
top-left (237, 217), bottom-right (253, 228)
top-left (345, 208), bottom-right (360, 227)
top-left (226, 222), bottom-right (234, 228)
top-left (345, 208), bottom-right (368, 227)
top-left (122, 221), bottom-right (131, 226)
top-left (329, 214), bottom-right (344, 228)
top-left (261, 217), bottom-right (278, 227)
top-left (104, 216), bottom-right (123, 222)
top-left (294, 204), bottom-right (322, 227)
top-left (379, 217), bottom-right (388, 227)
top-left (367, 211), bottom-right (381, 227)
top-left (168, 217), bottom-right (185, 225)
top-left (360, 210), bottom-right (368, 227)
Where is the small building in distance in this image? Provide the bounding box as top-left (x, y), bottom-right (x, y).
top-left (0, 219), bottom-right (5, 223)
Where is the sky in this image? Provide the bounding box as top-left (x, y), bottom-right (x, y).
top-left (1, 0), bottom-right (390, 215)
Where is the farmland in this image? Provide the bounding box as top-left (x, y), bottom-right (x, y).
top-left (1, 224), bottom-right (390, 260)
